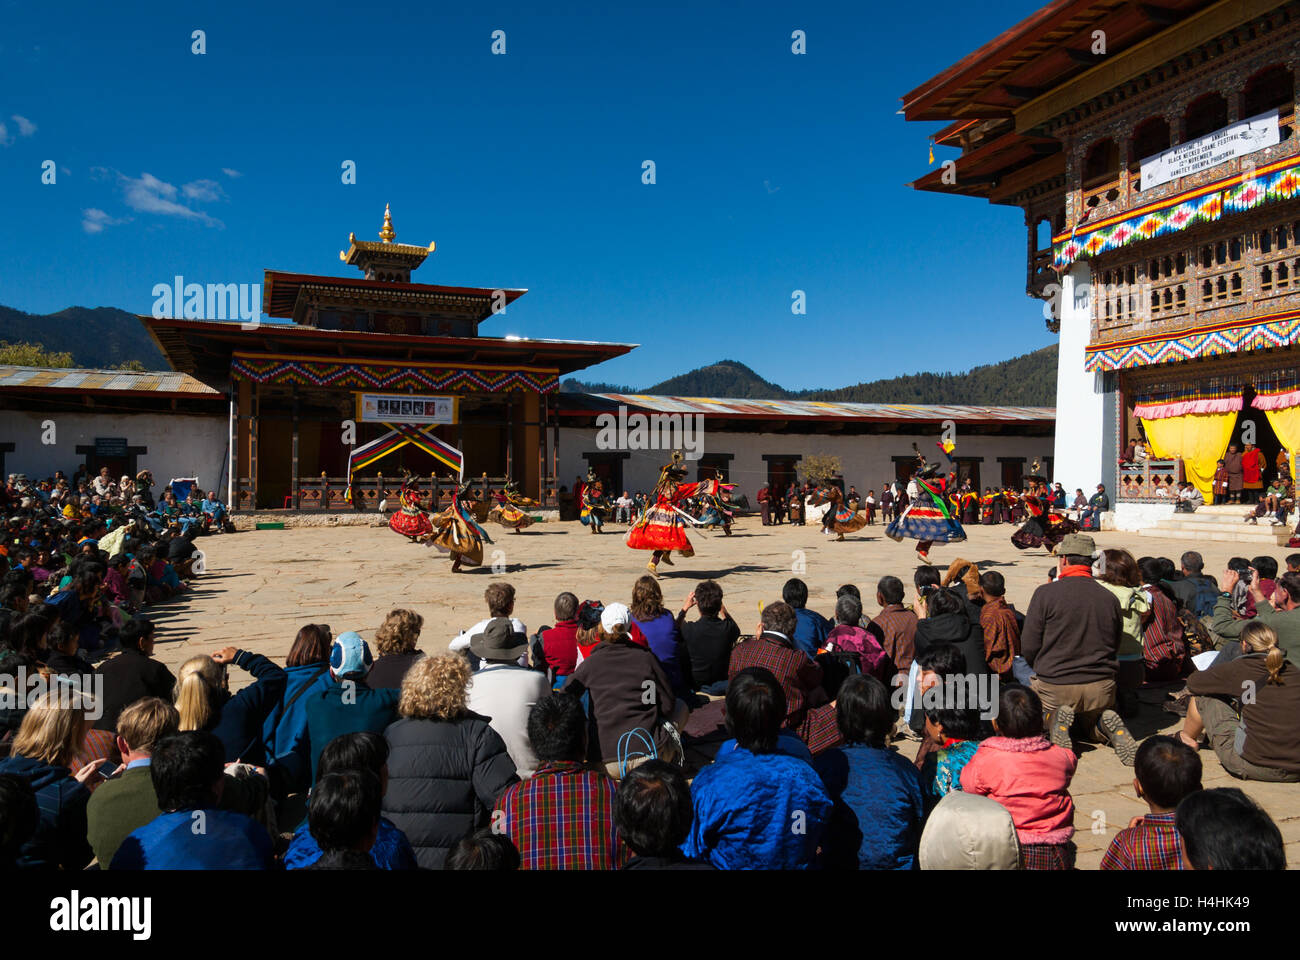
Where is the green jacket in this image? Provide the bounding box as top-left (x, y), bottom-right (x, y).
top-left (1211, 594), bottom-right (1300, 663)
top-left (86, 765), bottom-right (161, 868)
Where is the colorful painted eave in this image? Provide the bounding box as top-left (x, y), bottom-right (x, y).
top-left (1083, 309), bottom-right (1300, 372)
top-left (1053, 155), bottom-right (1300, 269)
top-left (230, 352), bottom-right (560, 394)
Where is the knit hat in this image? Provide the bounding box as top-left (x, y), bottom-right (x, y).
top-left (330, 631), bottom-right (373, 678)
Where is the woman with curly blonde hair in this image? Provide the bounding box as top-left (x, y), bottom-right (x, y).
top-left (368, 609), bottom-right (426, 690)
top-left (382, 655), bottom-right (518, 868)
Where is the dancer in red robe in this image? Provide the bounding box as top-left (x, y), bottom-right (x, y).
top-left (388, 472), bottom-right (433, 541)
top-left (626, 452), bottom-right (718, 576)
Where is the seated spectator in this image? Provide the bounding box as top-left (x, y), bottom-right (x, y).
top-left (494, 692), bottom-right (626, 869)
top-left (1175, 787), bottom-right (1285, 870)
top-left (447, 829), bottom-right (520, 871)
top-left (978, 571), bottom-right (1021, 679)
top-left (303, 631), bottom-right (400, 784)
top-left (914, 587), bottom-right (989, 682)
top-left (1137, 558), bottom-right (1188, 682)
top-left (916, 646), bottom-right (983, 806)
top-left (729, 600), bottom-right (840, 755)
top-left (563, 603), bottom-right (688, 777)
top-left (871, 575), bottom-right (918, 675)
top-left (1182, 621), bottom-right (1300, 782)
top-left (614, 759), bottom-right (712, 870)
top-left (677, 579), bottom-right (739, 695)
top-left (682, 668), bottom-right (831, 870)
top-left (1211, 569), bottom-right (1300, 663)
top-left (918, 791), bottom-right (1020, 870)
top-left (1101, 735), bottom-right (1202, 870)
top-left (42, 621), bottom-right (94, 678)
top-left (260, 623), bottom-right (334, 794)
top-left (93, 617), bottom-right (175, 733)
top-left (960, 685), bottom-right (1077, 870)
top-left (449, 582), bottom-right (527, 669)
top-left (1095, 548), bottom-right (1149, 718)
top-left (540, 592), bottom-right (581, 682)
top-left (630, 575), bottom-right (688, 695)
top-left (382, 655), bottom-right (518, 869)
top-left (174, 645), bottom-right (286, 767)
top-left (111, 730), bottom-right (271, 870)
top-left (822, 592), bottom-right (891, 684)
top-left (467, 617), bottom-right (550, 778)
top-left (814, 674), bottom-right (925, 870)
top-left (0, 773), bottom-right (37, 870)
top-left (784, 577), bottom-right (830, 658)
top-left (284, 731), bottom-right (417, 870)
top-left (304, 770), bottom-right (382, 871)
top-left (0, 690), bottom-right (106, 869)
top-left (367, 609), bottom-right (426, 690)
top-left (87, 697), bottom-right (179, 868)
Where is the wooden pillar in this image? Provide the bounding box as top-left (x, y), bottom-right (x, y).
top-left (520, 392), bottom-right (541, 502)
top-left (237, 378), bottom-right (253, 509)
top-left (291, 386), bottom-right (300, 511)
top-left (506, 393), bottom-right (514, 480)
top-left (250, 382), bottom-right (260, 509)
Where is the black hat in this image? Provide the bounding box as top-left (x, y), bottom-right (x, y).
top-left (469, 616), bottom-right (529, 662)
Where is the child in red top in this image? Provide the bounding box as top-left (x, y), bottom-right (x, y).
top-left (960, 684), bottom-right (1077, 869)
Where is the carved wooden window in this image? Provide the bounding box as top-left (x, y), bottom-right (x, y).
top-left (1184, 93), bottom-right (1228, 141)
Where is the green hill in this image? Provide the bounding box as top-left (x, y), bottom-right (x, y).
top-left (564, 347), bottom-right (1058, 406)
top-left (0, 305), bottom-right (166, 369)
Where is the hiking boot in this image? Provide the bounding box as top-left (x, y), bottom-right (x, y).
top-left (1098, 709), bottom-right (1138, 766)
top-left (1047, 704), bottom-right (1075, 750)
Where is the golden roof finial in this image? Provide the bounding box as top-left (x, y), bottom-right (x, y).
top-left (379, 203), bottom-right (396, 243)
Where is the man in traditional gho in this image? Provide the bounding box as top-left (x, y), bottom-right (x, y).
top-left (389, 470), bottom-right (434, 541)
top-left (579, 468), bottom-right (610, 534)
top-left (885, 440), bottom-right (966, 564)
top-left (980, 488), bottom-right (998, 525)
top-left (427, 477), bottom-right (493, 573)
top-left (820, 484), bottom-right (869, 542)
top-left (627, 452), bottom-right (719, 576)
top-left (960, 488), bottom-right (979, 525)
top-left (487, 478), bottom-right (537, 534)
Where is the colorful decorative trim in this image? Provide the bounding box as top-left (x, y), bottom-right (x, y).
top-left (1132, 397), bottom-right (1243, 419)
top-left (1084, 310), bottom-right (1300, 372)
top-left (231, 352), bottom-right (559, 393)
top-left (346, 424), bottom-right (464, 500)
top-left (1053, 155), bottom-right (1300, 269)
top-left (1253, 389), bottom-right (1300, 411)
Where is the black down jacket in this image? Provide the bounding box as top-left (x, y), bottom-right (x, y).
top-left (382, 713), bottom-right (519, 869)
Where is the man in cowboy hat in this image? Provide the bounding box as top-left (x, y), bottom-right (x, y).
top-left (466, 617), bottom-right (550, 779)
top-left (1021, 532), bottom-right (1138, 766)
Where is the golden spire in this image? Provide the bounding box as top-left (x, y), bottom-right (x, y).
top-left (379, 203), bottom-right (396, 243)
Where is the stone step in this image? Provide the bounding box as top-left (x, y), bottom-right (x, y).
top-left (1136, 522), bottom-right (1291, 544)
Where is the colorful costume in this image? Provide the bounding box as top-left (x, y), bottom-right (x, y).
top-left (821, 485), bottom-right (868, 541)
top-left (627, 453), bottom-right (718, 574)
top-left (428, 479), bottom-right (493, 571)
top-left (885, 443), bottom-right (966, 561)
top-left (487, 480), bottom-right (537, 533)
top-left (579, 469), bottom-right (610, 533)
top-left (1010, 489), bottom-right (1078, 552)
top-left (697, 479), bottom-right (738, 535)
top-left (389, 475), bottom-right (434, 540)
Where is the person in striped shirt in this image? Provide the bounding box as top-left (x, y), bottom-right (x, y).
top-left (1101, 735), bottom-right (1201, 870)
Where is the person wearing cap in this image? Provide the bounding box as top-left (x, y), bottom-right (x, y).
top-left (1020, 532), bottom-right (1136, 765)
top-left (302, 631), bottom-right (400, 785)
top-left (466, 617), bottom-right (551, 778)
top-left (562, 602), bottom-right (689, 778)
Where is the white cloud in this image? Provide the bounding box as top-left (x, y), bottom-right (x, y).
top-left (119, 172), bottom-right (223, 227)
top-left (82, 208), bottom-right (129, 234)
top-left (181, 178), bottom-right (225, 202)
top-left (221, 167), bottom-right (241, 178)
top-left (0, 123), bottom-right (9, 147)
top-left (11, 115), bottom-right (35, 137)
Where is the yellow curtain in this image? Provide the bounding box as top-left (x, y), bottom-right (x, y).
top-left (1262, 406), bottom-right (1300, 479)
top-left (1140, 412), bottom-right (1237, 501)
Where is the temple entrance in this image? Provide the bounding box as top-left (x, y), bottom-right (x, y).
top-left (1230, 387), bottom-right (1285, 484)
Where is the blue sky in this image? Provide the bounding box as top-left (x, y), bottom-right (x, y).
top-left (0, 0), bottom-right (1055, 390)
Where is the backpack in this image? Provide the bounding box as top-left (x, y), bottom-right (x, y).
top-left (1190, 576), bottom-right (1219, 618)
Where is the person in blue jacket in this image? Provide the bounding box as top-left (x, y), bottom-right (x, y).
top-left (284, 731), bottom-right (417, 870)
top-left (682, 667), bottom-right (831, 869)
top-left (784, 578), bottom-right (831, 658)
top-left (262, 624), bottom-right (335, 795)
top-left (173, 646), bottom-right (287, 766)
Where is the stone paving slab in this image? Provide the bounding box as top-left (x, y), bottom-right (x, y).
top-left (147, 518), bottom-right (1300, 868)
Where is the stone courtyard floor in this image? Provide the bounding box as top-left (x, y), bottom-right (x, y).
top-left (144, 516), bottom-right (1300, 868)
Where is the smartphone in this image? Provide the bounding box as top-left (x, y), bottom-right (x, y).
top-left (95, 762), bottom-right (120, 780)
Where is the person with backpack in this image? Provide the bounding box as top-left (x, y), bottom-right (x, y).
top-left (1167, 551), bottom-right (1219, 618)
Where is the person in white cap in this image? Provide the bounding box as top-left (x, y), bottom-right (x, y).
top-left (563, 601), bottom-right (689, 778)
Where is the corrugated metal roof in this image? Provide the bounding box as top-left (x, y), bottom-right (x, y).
top-left (569, 393), bottom-right (1055, 421)
top-left (0, 366), bottom-right (221, 396)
